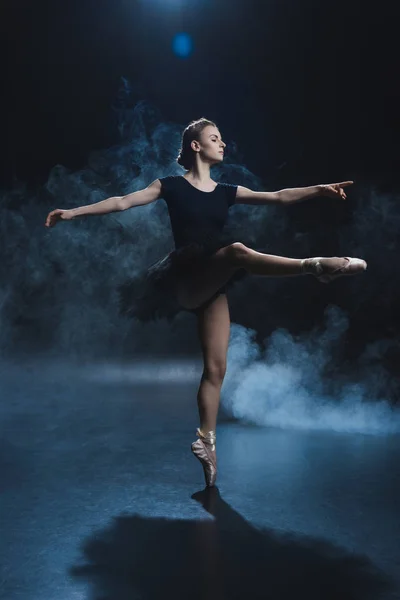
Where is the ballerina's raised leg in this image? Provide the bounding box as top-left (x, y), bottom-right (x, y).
top-left (176, 242), bottom-right (367, 311)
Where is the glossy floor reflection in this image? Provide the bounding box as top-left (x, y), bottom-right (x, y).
top-left (1, 358), bottom-right (399, 600)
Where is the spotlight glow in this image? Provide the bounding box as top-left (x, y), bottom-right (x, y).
top-left (172, 33), bottom-right (193, 58)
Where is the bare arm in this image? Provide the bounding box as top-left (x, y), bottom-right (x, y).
top-left (235, 181), bottom-right (353, 206)
top-left (45, 179), bottom-right (163, 227)
top-left (117, 179), bottom-right (162, 210)
top-left (69, 179), bottom-right (162, 218)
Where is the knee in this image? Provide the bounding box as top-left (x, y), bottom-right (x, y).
top-left (227, 242), bottom-right (249, 265)
top-left (204, 362), bottom-right (227, 384)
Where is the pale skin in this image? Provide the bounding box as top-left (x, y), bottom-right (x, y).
top-left (45, 124), bottom-right (360, 437)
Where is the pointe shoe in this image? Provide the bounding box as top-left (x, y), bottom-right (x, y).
top-left (191, 428), bottom-right (217, 487)
top-left (302, 257), bottom-right (367, 284)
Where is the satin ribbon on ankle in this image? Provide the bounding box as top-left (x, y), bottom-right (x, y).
top-left (196, 428), bottom-right (216, 451)
top-left (301, 258), bottom-right (323, 276)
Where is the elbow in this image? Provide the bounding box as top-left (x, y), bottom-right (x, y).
top-left (115, 196), bottom-right (126, 211)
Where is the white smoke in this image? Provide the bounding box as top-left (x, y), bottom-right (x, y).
top-left (223, 306), bottom-right (400, 434)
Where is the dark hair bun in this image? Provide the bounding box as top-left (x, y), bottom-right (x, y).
top-left (176, 150), bottom-right (191, 170)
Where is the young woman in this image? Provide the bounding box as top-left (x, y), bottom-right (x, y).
top-left (45, 117), bottom-right (367, 488)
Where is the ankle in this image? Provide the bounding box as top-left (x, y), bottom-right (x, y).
top-left (198, 424), bottom-right (216, 436)
top-left (198, 427), bottom-right (216, 437)
top-left (300, 258), bottom-right (315, 274)
top-left (197, 428), bottom-right (216, 447)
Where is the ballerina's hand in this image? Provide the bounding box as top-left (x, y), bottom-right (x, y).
top-left (45, 209), bottom-right (74, 227)
top-left (320, 181), bottom-right (353, 200)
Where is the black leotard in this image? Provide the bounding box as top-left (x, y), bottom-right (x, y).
top-left (117, 175), bottom-right (243, 321)
top-left (159, 175), bottom-right (237, 250)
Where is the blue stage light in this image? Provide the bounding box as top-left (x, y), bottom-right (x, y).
top-left (172, 33), bottom-right (193, 58)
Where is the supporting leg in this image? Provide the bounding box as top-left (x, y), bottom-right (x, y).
top-left (196, 293), bottom-right (230, 434)
top-left (192, 293), bottom-right (230, 487)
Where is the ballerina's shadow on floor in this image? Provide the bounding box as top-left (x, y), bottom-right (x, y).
top-left (70, 487), bottom-right (396, 600)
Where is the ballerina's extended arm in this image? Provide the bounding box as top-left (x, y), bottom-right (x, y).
top-left (235, 181), bottom-right (353, 205)
top-left (45, 179), bottom-right (162, 226)
top-left (70, 179), bottom-right (162, 216)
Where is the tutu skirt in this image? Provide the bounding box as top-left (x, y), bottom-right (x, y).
top-left (117, 238), bottom-right (248, 322)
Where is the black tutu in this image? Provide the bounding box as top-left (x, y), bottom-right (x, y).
top-left (117, 239), bottom-right (248, 322)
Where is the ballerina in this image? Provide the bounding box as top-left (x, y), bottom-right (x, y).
top-left (45, 117), bottom-right (367, 488)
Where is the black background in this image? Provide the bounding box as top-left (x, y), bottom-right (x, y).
top-left (1, 0), bottom-right (398, 190)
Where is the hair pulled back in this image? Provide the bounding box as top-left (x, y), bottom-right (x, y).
top-left (176, 117), bottom-right (217, 170)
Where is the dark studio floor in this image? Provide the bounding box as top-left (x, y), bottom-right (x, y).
top-left (1, 357), bottom-right (399, 600)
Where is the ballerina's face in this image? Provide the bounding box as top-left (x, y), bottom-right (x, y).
top-left (193, 125), bottom-right (226, 166)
